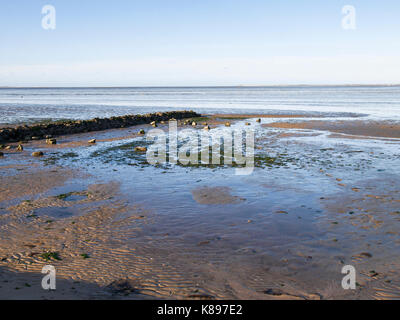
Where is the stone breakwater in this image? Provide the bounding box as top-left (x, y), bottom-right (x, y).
top-left (0, 110), bottom-right (201, 143)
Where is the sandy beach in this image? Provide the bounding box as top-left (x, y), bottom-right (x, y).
top-left (1, 112), bottom-right (400, 300)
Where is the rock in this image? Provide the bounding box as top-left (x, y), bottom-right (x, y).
top-left (187, 293), bottom-right (215, 300)
top-left (4, 146), bottom-right (11, 150)
top-left (0, 144), bottom-right (5, 149)
top-left (138, 129), bottom-right (145, 135)
top-left (245, 122), bottom-right (251, 126)
top-left (134, 146), bottom-right (147, 152)
top-left (107, 279), bottom-right (141, 295)
top-left (17, 144), bottom-right (24, 151)
top-left (0, 152), bottom-right (3, 157)
top-left (360, 252), bottom-right (372, 258)
top-left (32, 151), bottom-right (44, 157)
top-left (369, 271), bottom-right (379, 278)
top-left (150, 121), bottom-right (157, 127)
top-left (256, 118), bottom-right (261, 123)
top-left (0, 111), bottom-right (201, 143)
top-left (197, 240), bottom-right (210, 246)
top-left (225, 122), bottom-right (231, 127)
top-left (46, 138), bottom-right (57, 145)
top-left (88, 139), bottom-right (96, 144)
top-left (264, 288), bottom-right (284, 296)
top-left (203, 126), bottom-right (210, 131)
top-left (192, 122), bottom-right (197, 126)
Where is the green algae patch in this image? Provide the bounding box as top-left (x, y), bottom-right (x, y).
top-left (42, 151), bottom-right (79, 166)
top-left (89, 140), bottom-right (152, 167)
top-left (41, 251), bottom-right (62, 261)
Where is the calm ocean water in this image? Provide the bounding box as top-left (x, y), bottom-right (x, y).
top-left (0, 86), bottom-right (399, 125)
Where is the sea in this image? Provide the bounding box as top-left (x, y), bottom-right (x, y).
top-left (0, 86), bottom-right (399, 125)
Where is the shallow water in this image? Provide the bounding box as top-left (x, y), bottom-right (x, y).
top-left (50, 120), bottom-right (400, 297)
top-left (1, 109), bottom-right (400, 298)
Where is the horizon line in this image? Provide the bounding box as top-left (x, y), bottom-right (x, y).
top-left (1, 84), bottom-right (400, 89)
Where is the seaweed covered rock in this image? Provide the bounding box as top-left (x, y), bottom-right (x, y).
top-left (46, 138), bottom-right (57, 145)
top-left (134, 146), bottom-right (147, 152)
top-left (0, 110), bottom-right (201, 143)
top-left (32, 151), bottom-right (44, 157)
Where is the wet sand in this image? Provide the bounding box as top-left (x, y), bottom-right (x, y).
top-left (1, 114), bottom-right (400, 299)
top-left (264, 120), bottom-right (400, 139)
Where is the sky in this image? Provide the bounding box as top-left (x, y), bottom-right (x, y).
top-left (0, 0), bottom-right (399, 86)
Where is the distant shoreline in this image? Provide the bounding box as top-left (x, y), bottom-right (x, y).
top-left (1, 84), bottom-right (400, 89)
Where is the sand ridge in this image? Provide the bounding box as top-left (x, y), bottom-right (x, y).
top-left (264, 120), bottom-right (400, 139)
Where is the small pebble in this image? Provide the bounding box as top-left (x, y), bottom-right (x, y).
top-left (32, 151), bottom-right (44, 157)
top-left (134, 146), bottom-right (147, 152)
top-left (46, 138), bottom-right (57, 145)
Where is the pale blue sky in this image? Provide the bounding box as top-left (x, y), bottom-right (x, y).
top-left (1, 0), bottom-right (399, 86)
